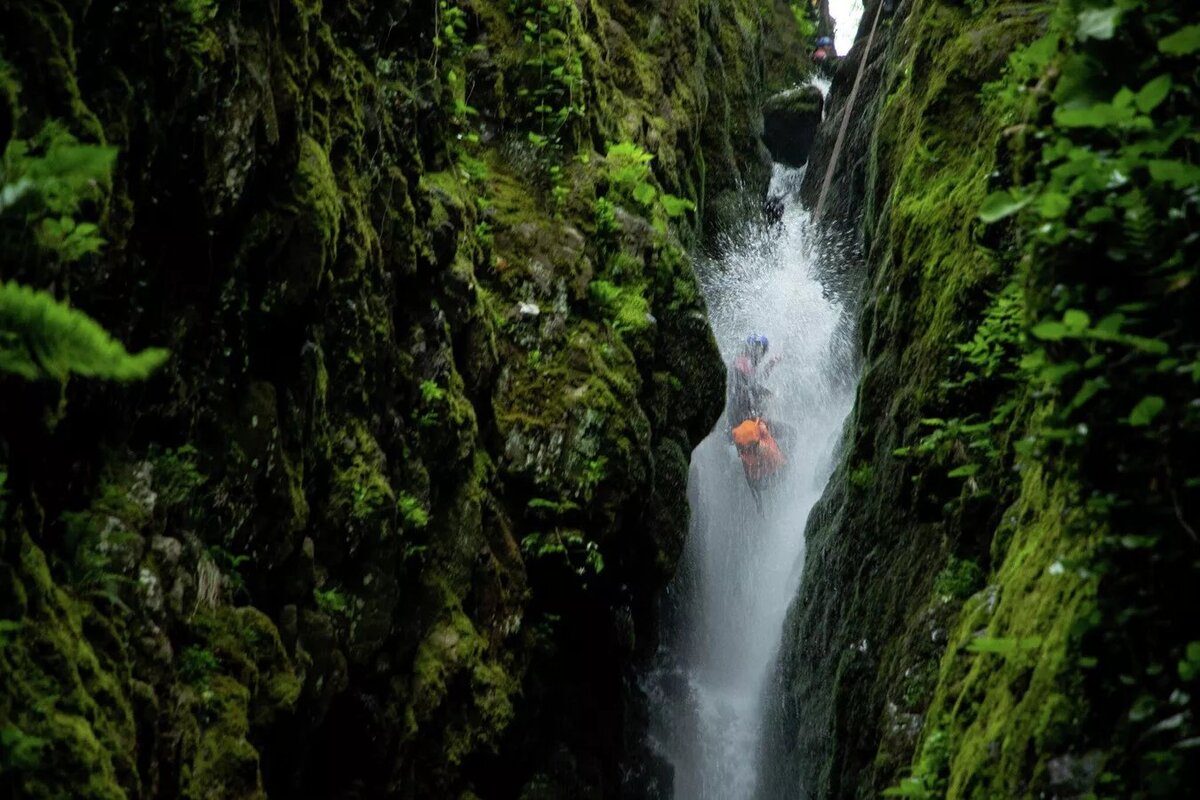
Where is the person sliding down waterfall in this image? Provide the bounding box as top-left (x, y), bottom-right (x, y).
top-left (728, 334), bottom-right (789, 513)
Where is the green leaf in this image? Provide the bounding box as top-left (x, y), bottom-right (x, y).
top-left (1146, 160), bottom-right (1200, 189)
top-left (1128, 395), bottom-right (1165, 427)
top-left (1159, 25), bottom-right (1200, 55)
top-left (967, 636), bottom-right (1042, 654)
top-left (1095, 313), bottom-right (1125, 335)
top-left (1076, 7), bottom-right (1120, 41)
top-left (882, 779), bottom-right (930, 798)
top-left (1067, 378), bottom-right (1106, 411)
top-left (660, 193), bottom-right (696, 218)
top-left (1063, 309), bottom-right (1090, 332)
top-left (1054, 102), bottom-right (1121, 128)
top-left (968, 637), bottom-right (1016, 654)
top-left (1119, 535), bottom-right (1158, 549)
top-left (947, 464), bottom-right (979, 478)
top-left (0, 281), bottom-right (169, 382)
top-left (979, 190), bottom-right (1032, 223)
top-left (1135, 75), bottom-right (1172, 113)
top-left (1031, 320), bottom-right (1067, 341)
top-left (631, 181), bottom-right (656, 206)
top-left (1081, 205), bottom-right (1114, 224)
top-left (1039, 192), bottom-right (1071, 218)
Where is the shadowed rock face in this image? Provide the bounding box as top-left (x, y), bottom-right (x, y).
top-left (762, 85), bottom-right (825, 168)
top-left (0, 1), bottom-right (807, 798)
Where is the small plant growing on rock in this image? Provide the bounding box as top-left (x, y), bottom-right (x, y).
top-left (520, 529), bottom-right (604, 580)
top-left (416, 379), bottom-right (447, 428)
top-left (178, 645), bottom-right (219, 683)
top-left (314, 587), bottom-right (350, 616)
top-left (588, 280), bottom-right (650, 335)
top-left (150, 444), bottom-right (206, 509)
top-left (399, 493), bottom-right (430, 529)
top-left (933, 557), bottom-right (984, 601)
top-left (603, 141), bottom-right (694, 220)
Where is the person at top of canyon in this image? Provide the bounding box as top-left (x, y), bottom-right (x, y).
top-left (728, 333), bottom-right (781, 428)
top-left (812, 35), bottom-right (836, 72)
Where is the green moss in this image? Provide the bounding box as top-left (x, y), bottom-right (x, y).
top-left (849, 461), bottom-right (874, 489)
top-left (181, 675), bottom-right (263, 800)
top-left (404, 580), bottom-right (517, 763)
top-left (920, 450), bottom-right (1099, 797)
top-left (327, 419), bottom-right (395, 531)
top-left (493, 320), bottom-right (650, 508)
top-left (399, 493), bottom-right (431, 529)
top-left (932, 558), bottom-right (984, 601)
top-left (0, 533), bottom-right (135, 799)
top-left (179, 645), bottom-right (220, 683)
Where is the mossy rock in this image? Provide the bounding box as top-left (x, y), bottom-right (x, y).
top-left (762, 84), bottom-right (825, 167)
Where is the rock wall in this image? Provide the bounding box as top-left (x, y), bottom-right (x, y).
top-left (765, 0), bottom-right (1199, 798)
top-left (0, 1), bottom-right (806, 797)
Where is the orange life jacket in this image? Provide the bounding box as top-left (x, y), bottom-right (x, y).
top-left (732, 418), bottom-right (786, 480)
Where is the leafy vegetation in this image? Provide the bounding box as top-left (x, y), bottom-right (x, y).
top-left (886, 1), bottom-right (1200, 796)
top-left (520, 529), bottom-right (604, 580)
top-left (0, 119), bottom-right (167, 383)
top-left (0, 282), bottom-right (170, 381)
top-left (788, 1), bottom-right (819, 41)
top-left (602, 141), bottom-right (695, 226)
top-left (506, 0), bottom-right (587, 150)
top-left (399, 493), bottom-right (430, 529)
top-left (314, 587), bottom-right (351, 617)
top-left (932, 557), bottom-right (983, 601)
top-left (178, 645), bottom-right (219, 683)
top-left (587, 279), bottom-right (651, 334)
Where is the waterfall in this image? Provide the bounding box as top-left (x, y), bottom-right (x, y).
top-left (645, 161), bottom-right (858, 798)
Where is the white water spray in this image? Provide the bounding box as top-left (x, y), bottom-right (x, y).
top-left (646, 162), bottom-right (857, 798)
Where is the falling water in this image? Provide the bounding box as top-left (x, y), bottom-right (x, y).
top-left (829, 0), bottom-right (866, 54)
top-left (645, 161), bottom-right (857, 799)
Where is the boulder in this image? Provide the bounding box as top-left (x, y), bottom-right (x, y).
top-left (762, 85), bottom-right (825, 167)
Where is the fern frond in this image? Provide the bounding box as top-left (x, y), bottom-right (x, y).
top-left (1123, 188), bottom-right (1155, 258)
top-left (0, 281), bottom-right (169, 382)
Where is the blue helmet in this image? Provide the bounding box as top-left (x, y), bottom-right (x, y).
top-left (746, 333), bottom-right (769, 350)
top-left (817, 36), bottom-right (833, 47)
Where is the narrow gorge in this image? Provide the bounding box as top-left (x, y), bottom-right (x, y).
top-left (1, 1), bottom-right (1196, 799)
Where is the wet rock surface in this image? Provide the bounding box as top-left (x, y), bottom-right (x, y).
top-left (762, 85), bottom-right (825, 168)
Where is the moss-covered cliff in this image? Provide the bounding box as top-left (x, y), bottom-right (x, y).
top-left (765, 0), bottom-right (1199, 798)
top-left (0, 1), bottom-right (807, 797)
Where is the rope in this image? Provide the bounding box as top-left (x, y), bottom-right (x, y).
top-left (813, 0), bottom-right (888, 223)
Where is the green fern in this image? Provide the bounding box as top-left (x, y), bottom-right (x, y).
top-left (1, 121), bottom-right (116, 220)
top-left (1, 109), bottom-right (169, 383)
top-left (0, 282), bottom-right (169, 381)
top-left (1122, 188), bottom-right (1154, 259)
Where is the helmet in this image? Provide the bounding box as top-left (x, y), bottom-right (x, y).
top-left (746, 333), bottom-right (769, 351)
top-left (817, 36), bottom-right (833, 47)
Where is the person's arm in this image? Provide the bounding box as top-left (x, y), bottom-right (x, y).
top-left (761, 355), bottom-right (782, 379)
